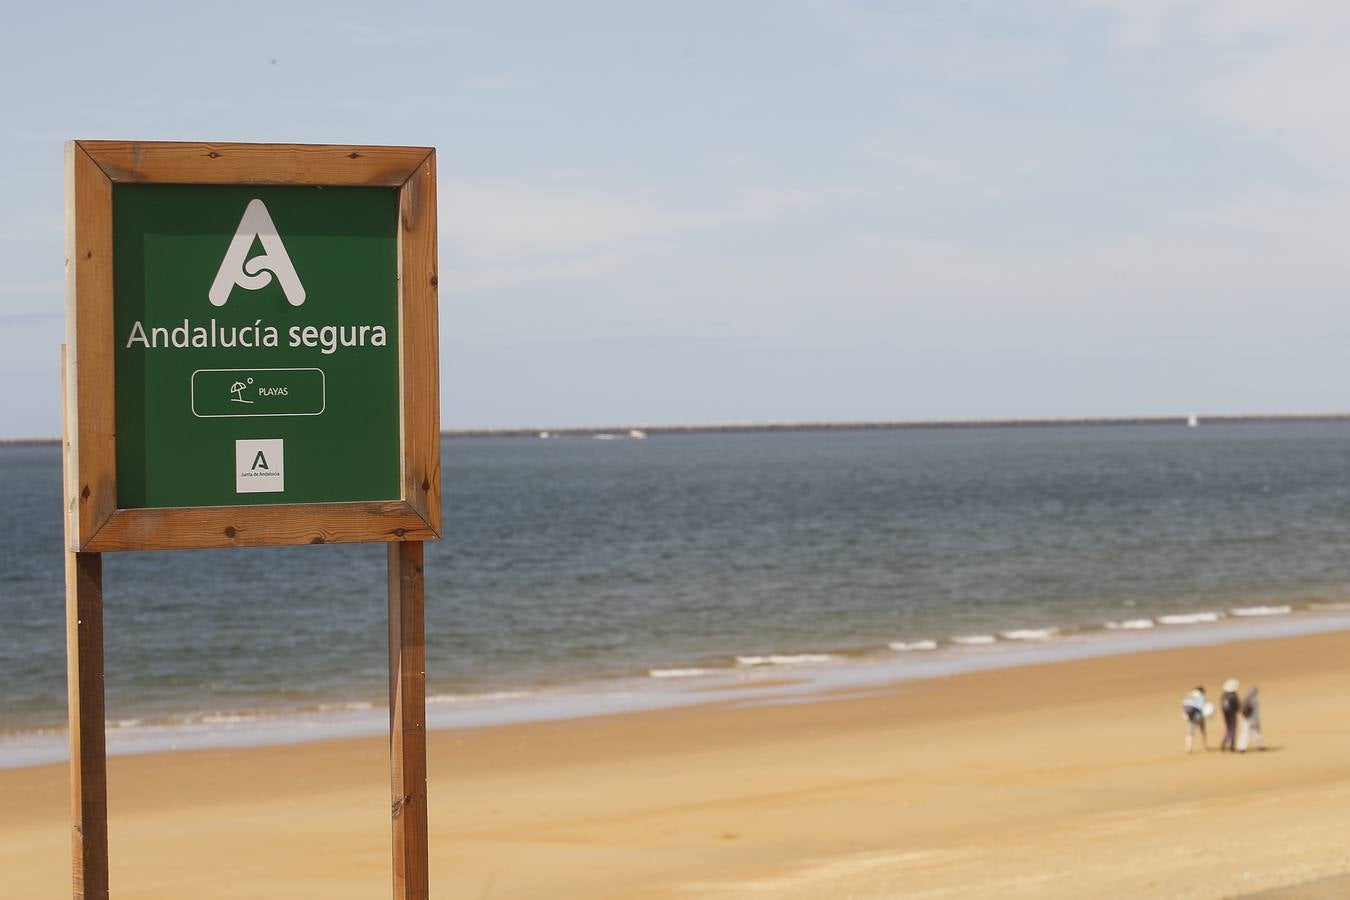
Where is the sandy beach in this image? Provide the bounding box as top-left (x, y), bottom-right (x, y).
top-left (5, 630), bottom-right (1350, 899)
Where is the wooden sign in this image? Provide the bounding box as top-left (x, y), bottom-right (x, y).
top-left (65, 141), bottom-right (440, 551)
top-left (62, 141), bottom-right (439, 899)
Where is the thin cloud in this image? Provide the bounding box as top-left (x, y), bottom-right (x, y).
top-left (441, 181), bottom-right (827, 271)
top-left (810, 0), bottom-right (1070, 81)
top-left (0, 279), bottom-right (62, 297)
top-left (1087, 0), bottom-right (1350, 174)
top-left (447, 253), bottom-right (628, 294)
top-left (462, 74), bottom-right (522, 91)
top-left (1083, 0), bottom-right (1350, 44)
top-left (332, 19), bottom-right (472, 48)
top-left (0, 310), bottom-right (61, 325)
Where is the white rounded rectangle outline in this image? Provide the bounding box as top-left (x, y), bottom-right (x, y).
top-left (190, 367), bottom-right (327, 418)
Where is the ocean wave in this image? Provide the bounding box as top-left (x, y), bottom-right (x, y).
top-left (648, 667), bottom-right (715, 679)
top-left (889, 640), bottom-right (938, 652)
top-left (1000, 628), bottom-right (1058, 641)
top-left (198, 712), bottom-right (263, 725)
top-left (426, 691), bottom-right (532, 705)
top-left (1308, 602), bottom-right (1350, 611)
top-left (1105, 618), bottom-right (1155, 630)
top-left (1229, 605), bottom-right (1292, 617)
top-left (736, 654), bottom-right (837, 667)
top-left (952, 634), bottom-right (997, 645)
top-left (317, 701), bottom-right (374, 712)
top-left (0, 726), bottom-right (65, 737)
top-left (1158, 612), bottom-right (1222, 625)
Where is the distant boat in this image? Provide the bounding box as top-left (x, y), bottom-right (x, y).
top-left (538, 431), bottom-right (555, 439)
top-left (1187, 414), bottom-right (1199, 428)
top-left (628, 429), bottom-right (648, 440)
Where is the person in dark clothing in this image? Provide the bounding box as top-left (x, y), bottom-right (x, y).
top-left (1219, 678), bottom-right (1241, 751)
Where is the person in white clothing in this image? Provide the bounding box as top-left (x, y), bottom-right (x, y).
top-left (1180, 686), bottom-right (1209, 753)
top-left (1238, 685), bottom-right (1264, 752)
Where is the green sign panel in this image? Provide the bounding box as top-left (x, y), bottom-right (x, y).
top-left (113, 184), bottom-right (401, 508)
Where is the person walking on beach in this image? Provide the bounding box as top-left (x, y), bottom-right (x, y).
top-left (1181, 686), bottom-right (1208, 753)
top-left (1238, 685), bottom-right (1264, 752)
top-left (1220, 678), bottom-right (1241, 751)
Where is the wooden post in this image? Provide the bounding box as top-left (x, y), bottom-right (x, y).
top-left (66, 550), bottom-right (109, 899)
top-left (63, 339), bottom-right (109, 899)
top-left (388, 541), bottom-right (429, 899)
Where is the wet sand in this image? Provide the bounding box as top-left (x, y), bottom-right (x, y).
top-left (4, 629), bottom-right (1350, 898)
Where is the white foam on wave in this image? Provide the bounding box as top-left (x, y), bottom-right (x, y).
top-left (952, 634), bottom-right (997, 646)
top-left (1000, 628), bottom-right (1058, 641)
top-left (1229, 605), bottom-right (1292, 617)
top-left (317, 701), bottom-right (374, 712)
top-left (736, 654), bottom-right (837, 667)
top-left (426, 691), bottom-right (532, 705)
top-left (889, 640), bottom-right (938, 652)
top-left (648, 667), bottom-right (714, 679)
top-left (1106, 618), bottom-right (1155, 630)
top-left (198, 712), bottom-right (263, 725)
top-left (1158, 612), bottom-right (1222, 625)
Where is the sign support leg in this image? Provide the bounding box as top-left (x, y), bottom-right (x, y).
top-left (388, 541), bottom-right (429, 900)
top-left (66, 549), bottom-right (109, 899)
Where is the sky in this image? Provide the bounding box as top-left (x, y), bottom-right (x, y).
top-left (3, 0), bottom-right (1350, 436)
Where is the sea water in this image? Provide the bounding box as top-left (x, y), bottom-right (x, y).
top-left (5, 423), bottom-right (1350, 766)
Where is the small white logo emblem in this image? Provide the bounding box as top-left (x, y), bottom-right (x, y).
top-left (235, 439), bottom-right (285, 493)
top-left (209, 199), bottom-right (306, 307)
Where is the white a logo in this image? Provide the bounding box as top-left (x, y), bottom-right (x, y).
top-left (209, 199), bottom-right (306, 307)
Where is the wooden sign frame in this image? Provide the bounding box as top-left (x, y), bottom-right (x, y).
top-left (64, 140), bottom-right (441, 552)
top-left (62, 141), bottom-right (439, 899)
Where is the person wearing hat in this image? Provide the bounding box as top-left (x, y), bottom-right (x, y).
top-left (1219, 678), bottom-right (1241, 751)
top-left (1180, 685), bottom-right (1209, 753)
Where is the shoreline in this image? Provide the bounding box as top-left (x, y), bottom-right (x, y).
top-left (6, 605), bottom-right (1350, 769)
top-left (5, 628), bottom-right (1350, 898)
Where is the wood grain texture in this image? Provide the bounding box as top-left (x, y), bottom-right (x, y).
top-left (65, 551), bottom-right (108, 900)
top-left (65, 142), bottom-right (117, 551)
top-left (388, 542), bottom-right (429, 900)
top-left (81, 502), bottom-right (437, 552)
top-left (76, 141), bottom-right (432, 186)
top-left (397, 151), bottom-right (441, 535)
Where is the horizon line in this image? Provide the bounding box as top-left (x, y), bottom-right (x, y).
top-left (4, 412), bottom-right (1350, 446)
top-left (442, 412), bottom-right (1350, 438)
